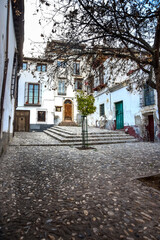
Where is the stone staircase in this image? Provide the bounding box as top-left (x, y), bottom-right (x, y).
top-left (58, 121), bottom-right (78, 126)
top-left (44, 126), bottom-right (137, 146)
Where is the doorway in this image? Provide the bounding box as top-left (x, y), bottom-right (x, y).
top-left (147, 115), bottom-right (154, 142)
top-left (14, 110), bottom-right (30, 132)
top-left (115, 101), bottom-right (124, 129)
top-left (64, 100), bottom-right (72, 121)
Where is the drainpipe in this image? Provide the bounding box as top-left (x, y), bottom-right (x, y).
top-left (0, 0), bottom-right (10, 135)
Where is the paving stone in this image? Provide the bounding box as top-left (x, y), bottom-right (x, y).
top-left (0, 132), bottom-right (160, 239)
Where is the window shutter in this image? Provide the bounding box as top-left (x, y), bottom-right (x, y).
top-left (24, 82), bottom-right (28, 104)
top-left (39, 84), bottom-right (42, 104)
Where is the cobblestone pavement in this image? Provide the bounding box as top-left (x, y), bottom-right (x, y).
top-left (0, 133), bottom-right (160, 240)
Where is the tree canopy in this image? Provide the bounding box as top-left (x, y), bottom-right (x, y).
top-left (76, 90), bottom-right (96, 116)
top-left (38, 0), bottom-right (160, 121)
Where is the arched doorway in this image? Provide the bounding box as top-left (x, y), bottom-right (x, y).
top-left (64, 99), bottom-right (72, 121)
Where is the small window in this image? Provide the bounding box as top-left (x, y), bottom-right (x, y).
top-left (100, 103), bottom-right (105, 116)
top-left (57, 60), bottom-right (66, 68)
top-left (99, 65), bottom-right (104, 84)
top-left (58, 81), bottom-right (66, 95)
top-left (56, 106), bottom-right (62, 112)
top-left (75, 78), bottom-right (82, 90)
top-left (73, 62), bottom-right (80, 75)
top-left (38, 111), bottom-right (46, 122)
top-left (23, 62), bottom-right (27, 70)
top-left (36, 63), bottom-right (47, 72)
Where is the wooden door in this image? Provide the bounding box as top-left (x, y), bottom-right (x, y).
top-left (115, 101), bottom-right (124, 129)
top-left (18, 117), bottom-right (26, 131)
top-left (14, 110), bottom-right (30, 132)
top-left (64, 100), bottom-right (72, 120)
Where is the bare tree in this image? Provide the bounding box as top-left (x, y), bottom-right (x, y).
top-left (38, 0), bottom-right (160, 122)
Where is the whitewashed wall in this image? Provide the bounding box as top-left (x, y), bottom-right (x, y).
top-left (0, 0), bottom-right (17, 134)
top-left (17, 60), bottom-right (82, 128)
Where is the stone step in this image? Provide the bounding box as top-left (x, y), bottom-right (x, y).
top-left (50, 127), bottom-right (77, 135)
top-left (52, 126), bottom-right (127, 136)
top-left (44, 130), bottom-right (137, 145)
top-left (44, 130), bottom-right (136, 143)
top-left (47, 128), bottom-right (134, 140)
top-left (58, 121), bottom-right (78, 126)
top-left (44, 126), bottom-right (137, 146)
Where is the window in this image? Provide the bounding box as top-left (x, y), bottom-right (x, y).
top-left (58, 81), bottom-right (66, 95)
top-left (75, 78), bottom-right (82, 90)
top-left (11, 53), bottom-right (18, 98)
top-left (99, 65), bottom-right (104, 85)
top-left (28, 83), bottom-right (40, 104)
top-left (36, 63), bottom-right (47, 72)
top-left (56, 106), bottom-right (62, 112)
top-left (73, 62), bottom-right (80, 75)
top-left (38, 111), bottom-right (46, 122)
top-left (100, 104), bottom-right (105, 116)
top-left (57, 60), bottom-right (66, 68)
top-left (22, 62), bottom-right (27, 70)
top-left (144, 84), bottom-right (155, 106)
top-left (86, 77), bottom-right (94, 94)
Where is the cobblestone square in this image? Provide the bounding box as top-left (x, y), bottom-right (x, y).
top-left (0, 132), bottom-right (160, 240)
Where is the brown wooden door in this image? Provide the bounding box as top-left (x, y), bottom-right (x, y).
top-left (18, 117), bottom-right (26, 131)
top-left (64, 100), bottom-right (72, 120)
top-left (14, 110), bottom-right (30, 132)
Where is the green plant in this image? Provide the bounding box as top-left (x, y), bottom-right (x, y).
top-left (76, 90), bottom-right (96, 116)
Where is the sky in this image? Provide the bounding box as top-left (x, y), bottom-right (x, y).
top-left (23, 0), bottom-right (51, 57)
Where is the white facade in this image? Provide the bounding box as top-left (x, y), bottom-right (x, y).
top-left (0, 0), bottom-right (24, 154)
top-left (16, 58), bottom-right (89, 131)
top-left (87, 57), bottom-right (159, 141)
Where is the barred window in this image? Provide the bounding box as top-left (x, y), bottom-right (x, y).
top-left (73, 62), bottom-right (80, 75)
top-left (100, 104), bottom-right (105, 116)
top-left (144, 84), bottom-right (155, 106)
top-left (58, 81), bottom-right (66, 95)
top-left (38, 111), bottom-right (46, 122)
top-left (11, 53), bottom-right (18, 98)
top-left (99, 65), bottom-right (104, 85)
top-left (75, 79), bottom-right (82, 90)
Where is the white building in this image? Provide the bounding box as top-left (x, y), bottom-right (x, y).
top-left (88, 57), bottom-right (159, 141)
top-left (15, 56), bottom-right (89, 131)
top-left (0, 0), bottom-right (24, 155)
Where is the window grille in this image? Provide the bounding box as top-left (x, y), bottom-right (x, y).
top-left (73, 62), bottom-right (80, 75)
top-left (100, 103), bottom-right (105, 116)
top-left (99, 65), bottom-right (104, 85)
top-left (75, 79), bottom-right (82, 90)
top-left (11, 53), bottom-right (18, 98)
top-left (37, 111), bottom-right (46, 122)
top-left (144, 84), bottom-right (155, 106)
top-left (58, 81), bottom-right (66, 95)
